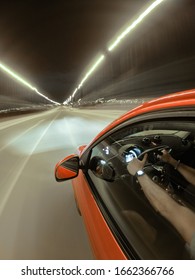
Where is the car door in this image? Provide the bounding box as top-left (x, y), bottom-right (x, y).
top-left (77, 108), bottom-right (195, 259)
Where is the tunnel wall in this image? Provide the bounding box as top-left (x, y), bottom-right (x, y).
top-left (74, 2), bottom-right (195, 105)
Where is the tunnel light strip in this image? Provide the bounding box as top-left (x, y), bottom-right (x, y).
top-left (0, 62), bottom-right (60, 105)
top-left (65, 0), bottom-right (166, 103)
top-left (108, 0), bottom-right (166, 51)
top-left (64, 55), bottom-right (105, 103)
top-left (72, 88), bottom-right (78, 97)
top-left (78, 55), bottom-right (105, 89)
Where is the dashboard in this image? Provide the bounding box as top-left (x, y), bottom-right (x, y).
top-left (116, 130), bottom-right (195, 207)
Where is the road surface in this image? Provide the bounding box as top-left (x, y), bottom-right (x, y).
top-left (0, 106), bottom-right (128, 259)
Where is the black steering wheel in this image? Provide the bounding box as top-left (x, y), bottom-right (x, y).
top-left (128, 145), bottom-right (170, 189)
top-left (137, 145), bottom-right (170, 162)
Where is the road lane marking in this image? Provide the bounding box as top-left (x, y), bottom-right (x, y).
top-left (0, 111), bottom-right (60, 217)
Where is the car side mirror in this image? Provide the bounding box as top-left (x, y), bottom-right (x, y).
top-left (90, 156), bottom-right (115, 182)
top-left (55, 154), bottom-right (80, 182)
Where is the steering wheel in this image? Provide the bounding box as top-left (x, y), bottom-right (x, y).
top-left (127, 145), bottom-right (170, 190)
top-left (138, 145), bottom-right (170, 158)
top-left (137, 145), bottom-right (170, 162)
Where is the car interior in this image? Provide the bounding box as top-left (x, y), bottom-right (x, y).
top-left (88, 118), bottom-right (195, 259)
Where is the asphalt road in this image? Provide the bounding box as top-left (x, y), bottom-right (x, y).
top-left (0, 106), bottom-right (128, 260)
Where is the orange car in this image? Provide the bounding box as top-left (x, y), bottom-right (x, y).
top-left (55, 89), bottom-right (195, 259)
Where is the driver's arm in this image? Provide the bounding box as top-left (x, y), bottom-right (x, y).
top-left (160, 150), bottom-right (195, 186)
top-left (127, 155), bottom-right (195, 245)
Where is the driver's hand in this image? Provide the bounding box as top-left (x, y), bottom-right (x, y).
top-left (158, 149), bottom-right (173, 163)
top-left (127, 154), bottom-right (148, 176)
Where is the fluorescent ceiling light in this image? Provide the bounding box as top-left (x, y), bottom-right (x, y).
top-left (108, 0), bottom-right (166, 51)
top-left (78, 55), bottom-right (105, 89)
top-left (0, 62), bottom-right (60, 105)
top-left (66, 0), bottom-right (167, 104)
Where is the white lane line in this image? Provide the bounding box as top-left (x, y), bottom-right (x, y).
top-left (0, 119), bottom-right (44, 152)
top-left (0, 111), bottom-right (60, 217)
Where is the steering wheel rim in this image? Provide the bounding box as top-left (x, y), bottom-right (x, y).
top-left (137, 145), bottom-right (170, 159)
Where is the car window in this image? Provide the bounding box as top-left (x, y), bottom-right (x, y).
top-left (87, 118), bottom-right (195, 259)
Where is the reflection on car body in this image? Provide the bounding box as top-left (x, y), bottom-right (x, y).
top-left (55, 89), bottom-right (195, 259)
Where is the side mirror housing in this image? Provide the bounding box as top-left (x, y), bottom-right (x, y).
top-left (55, 154), bottom-right (80, 182)
top-left (90, 156), bottom-right (115, 182)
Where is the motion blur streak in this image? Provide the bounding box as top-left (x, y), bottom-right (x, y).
top-left (0, 62), bottom-right (60, 105)
top-left (0, 105), bottom-right (128, 259)
top-left (78, 55), bottom-right (105, 89)
top-left (66, 0), bottom-right (167, 104)
top-left (68, 55), bottom-right (105, 103)
top-left (108, 0), bottom-right (166, 51)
